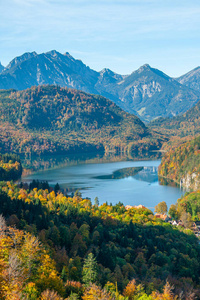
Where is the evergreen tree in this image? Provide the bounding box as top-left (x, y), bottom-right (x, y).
top-left (94, 196), bottom-right (99, 206)
top-left (54, 183), bottom-right (60, 194)
top-left (82, 253), bottom-right (98, 286)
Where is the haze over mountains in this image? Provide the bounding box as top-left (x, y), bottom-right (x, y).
top-left (1, 50), bottom-right (200, 122)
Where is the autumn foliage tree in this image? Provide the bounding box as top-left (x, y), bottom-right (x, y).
top-left (0, 215), bottom-right (65, 299)
top-left (154, 201), bottom-right (168, 214)
top-left (82, 284), bottom-right (112, 300)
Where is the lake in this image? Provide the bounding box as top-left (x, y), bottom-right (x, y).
top-left (22, 154), bottom-right (184, 210)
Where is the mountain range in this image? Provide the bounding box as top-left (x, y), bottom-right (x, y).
top-left (1, 50), bottom-right (200, 122)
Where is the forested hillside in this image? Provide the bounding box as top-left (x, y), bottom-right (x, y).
top-left (158, 136), bottom-right (200, 190)
top-left (0, 85), bottom-right (164, 156)
top-left (0, 153), bottom-right (22, 181)
top-left (169, 190), bottom-right (200, 222)
top-left (0, 181), bottom-right (199, 299)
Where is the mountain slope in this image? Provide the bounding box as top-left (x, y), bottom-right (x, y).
top-left (149, 97), bottom-right (200, 137)
top-left (0, 50), bottom-right (99, 93)
top-left (113, 64), bottom-right (200, 121)
top-left (0, 62), bottom-right (4, 73)
top-left (1, 50), bottom-right (200, 121)
top-left (5, 51), bottom-right (37, 71)
top-left (0, 85), bottom-right (164, 155)
top-left (176, 66), bottom-right (200, 91)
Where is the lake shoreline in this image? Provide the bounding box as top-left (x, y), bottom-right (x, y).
top-left (22, 157), bottom-right (184, 210)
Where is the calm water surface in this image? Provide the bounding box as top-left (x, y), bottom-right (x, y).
top-left (22, 158), bottom-right (184, 210)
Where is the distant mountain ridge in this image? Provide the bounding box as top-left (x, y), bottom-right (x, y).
top-left (1, 50), bottom-right (200, 121)
top-left (149, 96), bottom-right (200, 138)
top-left (176, 66), bottom-right (200, 91)
top-left (0, 50), bottom-right (100, 93)
top-left (110, 63), bottom-right (200, 121)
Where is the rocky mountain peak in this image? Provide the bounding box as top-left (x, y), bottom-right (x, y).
top-left (137, 64), bottom-right (151, 73)
top-left (63, 51), bottom-right (75, 60)
top-left (99, 68), bottom-right (124, 83)
top-left (142, 63), bottom-right (151, 68)
top-left (100, 68), bottom-right (115, 76)
top-left (46, 50), bottom-right (60, 57)
top-left (5, 52), bottom-right (37, 71)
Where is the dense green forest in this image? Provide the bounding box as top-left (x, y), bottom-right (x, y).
top-left (0, 86), bottom-right (165, 156)
top-left (158, 136), bottom-right (200, 190)
top-left (0, 181), bottom-right (199, 299)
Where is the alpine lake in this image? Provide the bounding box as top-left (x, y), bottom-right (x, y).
top-left (21, 151), bottom-right (184, 211)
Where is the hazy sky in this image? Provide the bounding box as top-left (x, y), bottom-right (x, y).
top-left (1, 0), bottom-right (200, 76)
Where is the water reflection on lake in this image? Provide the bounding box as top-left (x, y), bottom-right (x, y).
top-left (21, 152), bottom-right (184, 210)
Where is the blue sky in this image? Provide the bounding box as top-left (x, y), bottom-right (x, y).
top-left (1, 0), bottom-right (200, 76)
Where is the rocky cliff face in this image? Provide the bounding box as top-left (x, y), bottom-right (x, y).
top-left (180, 172), bottom-right (200, 191)
top-left (158, 136), bottom-right (200, 191)
top-left (1, 51), bottom-right (200, 121)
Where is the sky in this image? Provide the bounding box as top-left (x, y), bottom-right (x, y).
top-left (1, 0), bottom-right (200, 77)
